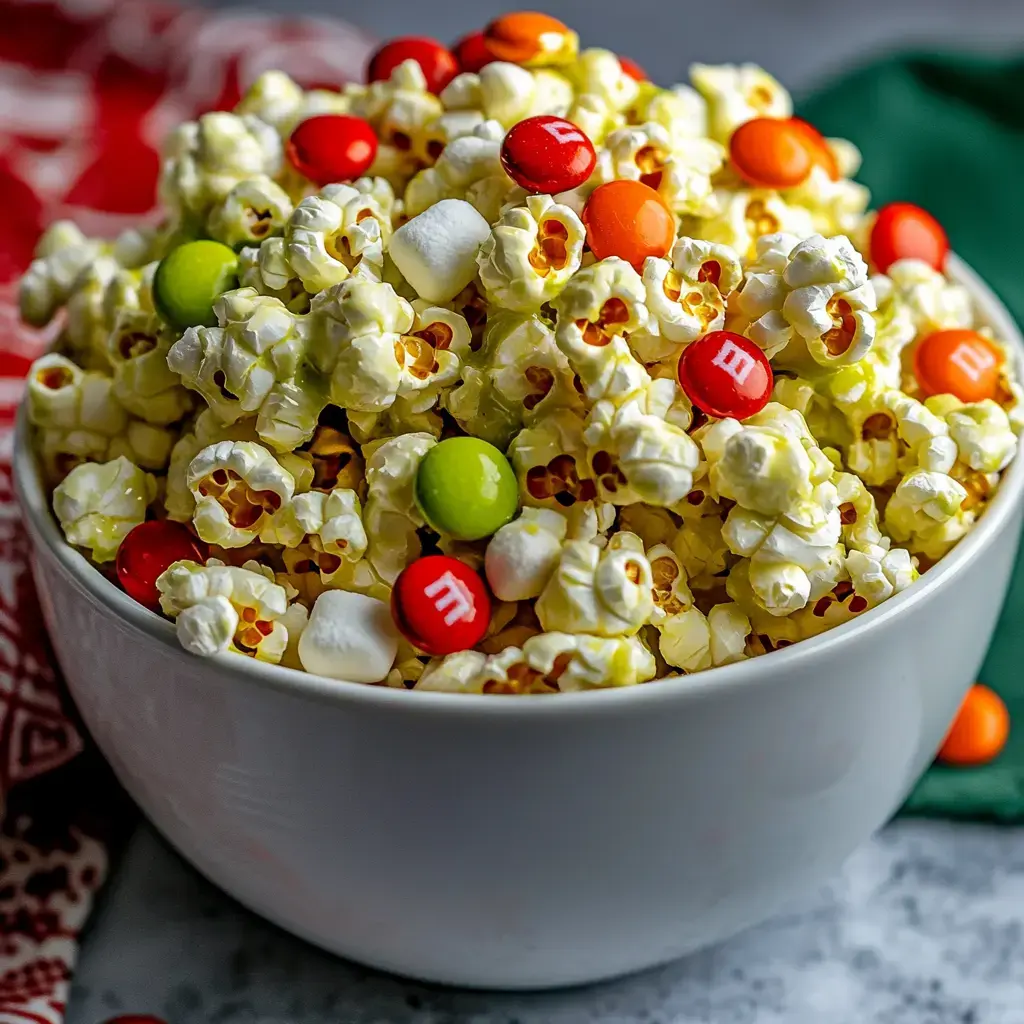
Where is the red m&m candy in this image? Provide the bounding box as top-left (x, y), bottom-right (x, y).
top-left (677, 331), bottom-right (773, 420)
top-left (869, 201), bottom-right (948, 274)
top-left (116, 520), bottom-right (208, 610)
top-left (453, 30), bottom-right (496, 73)
top-left (392, 555), bottom-right (491, 656)
top-left (500, 116), bottom-right (597, 195)
top-left (287, 114), bottom-right (377, 187)
top-left (367, 37), bottom-right (460, 94)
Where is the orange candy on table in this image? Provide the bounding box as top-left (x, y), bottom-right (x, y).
top-left (483, 11), bottom-right (577, 66)
top-left (937, 684), bottom-right (1009, 767)
top-left (582, 180), bottom-right (675, 271)
top-left (869, 201), bottom-right (949, 273)
top-left (913, 329), bottom-right (1003, 403)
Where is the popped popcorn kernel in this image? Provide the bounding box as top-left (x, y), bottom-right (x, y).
top-left (52, 457), bottom-right (155, 562)
top-left (188, 440), bottom-right (296, 548)
top-left (207, 176), bottom-right (294, 249)
top-left (477, 195), bottom-right (586, 311)
top-left (689, 63), bottom-right (792, 143)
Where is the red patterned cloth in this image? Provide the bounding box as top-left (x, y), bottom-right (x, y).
top-left (0, 3), bottom-right (373, 1020)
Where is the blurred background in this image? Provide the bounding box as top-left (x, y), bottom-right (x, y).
top-left (197, 0), bottom-right (1024, 92)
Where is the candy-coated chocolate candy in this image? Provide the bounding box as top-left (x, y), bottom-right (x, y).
top-left (116, 519), bottom-right (208, 610)
top-left (415, 436), bottom-right (519, 541)
top-left (914, 329), bottom-right (1003, 403)
top-left (483, 11), bottom-right (576, 66)
top-left (938, 683), bottom-right (1009, 766)
top-left (869, 201), bottom-right (948, 273)
top-left (286, 114), bottom-right (377, 187)
top-left (500, 116), bottom-right (596, 194)
top-left (367, 37), bottom-right (459, 94)
top-left (392, 555), bottom-right (491, 656)
top-left (153, 240), bottom-right (238, 330)
top-left (453, 30), bottom-right (496, 73)
top-left (582, 180), bottom-right (675, 270)
top-left (617, 55), bottom-right (647, 82)
top-left (729, 117), bottom-right (813, 190)
top-left (788, 117), bottom-right (838, 180)
top-left (677, 331), bottom-right (773, 420)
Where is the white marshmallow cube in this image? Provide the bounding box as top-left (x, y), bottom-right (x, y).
top-left (388, 198), bottom-right (491, 303)
top-left (298, 590), bottom-right (399, 683)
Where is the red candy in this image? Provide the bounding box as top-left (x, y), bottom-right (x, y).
top-left (500, 116), bottom-right (597, 195)
top-left (677, 331), bottom-right (773, 420)
top-left (391, 555), bottom-right (491, 656)
top-left (367, 37), bottom-right (459, 94)
top-left (116, 520), bottom-right (207, 610)
top-left (869, 201), bottom-right (948, 274)
top-left (287, 114), bottom-right (377, 187)
top-left (453, 30), bottom-right (496, 73)
top-left (618, 55), bottom-right (647, 82)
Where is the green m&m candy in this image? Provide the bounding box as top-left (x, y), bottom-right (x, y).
top-left (415, 437), bottom-right (519, 541)
top-left (153, 239), bottom-right (239, 330)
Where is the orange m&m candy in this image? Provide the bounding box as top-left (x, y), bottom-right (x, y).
top-left (582, 180), bottom-right (675, 271)
top-left (483, 11), bottom-right (578, 66)
top-left (913, 329), bottom-right (1003, 403)
top-left (729, 117), bottom-right (814, 190)
top-left (788, 117), bottom-right (839, 180)
top-left (618, 55), bottom-right (647, 82)
top-left (938, 684), bottom-right (1009, 766)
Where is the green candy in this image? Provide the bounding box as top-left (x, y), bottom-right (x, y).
top-left (415, 437), bottom-right (519, 542)
top-left (154, 240), bottom-right (239, 330)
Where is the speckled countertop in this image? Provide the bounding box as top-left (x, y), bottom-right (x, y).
top-left (66, 820), bottom-right (1024, 1023)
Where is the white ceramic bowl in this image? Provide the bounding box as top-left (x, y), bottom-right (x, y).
top-left (14, 256), bottom-right (1024, 990)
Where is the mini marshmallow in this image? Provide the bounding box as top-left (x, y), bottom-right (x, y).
top-left (388, 199), bottom-right (491, 303)
top-left (485, 507), bottom-right (568, 601)
top-left (298, 589), bottom-right (400, 683)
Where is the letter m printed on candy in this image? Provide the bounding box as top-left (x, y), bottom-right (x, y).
top-left (950, 340), bottom-right (997, 383)
top-left (424, 571), bottom-right (474, 625)
top-left (711, 337), bottom-right (757, 386)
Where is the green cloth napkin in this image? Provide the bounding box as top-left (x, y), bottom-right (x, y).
top-left (800, 54), bottom-right (1024, 820)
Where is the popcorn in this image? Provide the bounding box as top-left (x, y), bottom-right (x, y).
top-left (418, 631), bottom-right (656, 693)
top-left (52, 457), bottom-right (155, 562)
top-left (21, 22), bottom-right (1023, 691)
top-left (159, 112), bottom-right (283, 221)
top-left (584, 384), bottom-right (700, 506)
top-left (388, 198), bottom-right (492, 303)
top-left (642, 236), bottom-right (742, 356)
top-left (729, 233), bottom-right (877, 367)
top-left (19, 221), bottom-right (103, 327)
top-left (596, 122), bottom-right (724, 215)
top-left (477, 195), bottom-right (586, 310)
top-left (107, 309), bottom-right (193, 425)
top-left (553, 257), bottom-right (652, 403)
top-left (156, 559), bottom-right (289, 662)
top-left (943, 399), bottom-right (1018, 473)
top-left (363, 432), bottom-right (437, 583)
top-left (207, 176), bottom-right (294, 249)
top-left (283, 182), bottom-right (393, 294)
top-left (689, 63), bottom-right (792, 142)
top-left (693, 189), bottom-right (815, 260)
top-left (297, 590), bottom-right (399, 682)
top-left (261, 489), bottom-right (368, 576)
top-left (485, 507), bottom-right (568, 601)
top-left (536, 531), bottom-right (654, 637)
top-left (187, 440), bottom-right (296, 548)
top-left (509, 408), bottom-right (597, 510)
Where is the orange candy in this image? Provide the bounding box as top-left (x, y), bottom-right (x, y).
top-left (938, 684), bottom-right (1009, 766)
top-left (913, 329), bottom-right (1003, 403)
top-left (618, 55), bottom-right (647, 82)
top-left (483, 11), bottom-right (576, 66)
top-left (729, 117), bottom-right (838, 189)
top-left (729, 117), bottom-right (813, 189)
top-left (582, 180), bottom-right (676, 271)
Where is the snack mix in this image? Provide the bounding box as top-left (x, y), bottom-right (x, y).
top-left (21, 13), bottom-right (1022, 694)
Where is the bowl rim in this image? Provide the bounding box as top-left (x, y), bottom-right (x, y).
top-left (14, 254), bottom-right (1024, 718)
